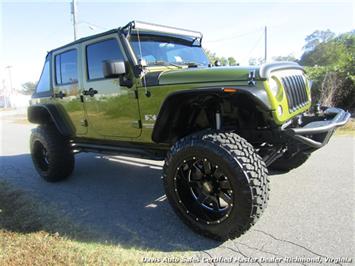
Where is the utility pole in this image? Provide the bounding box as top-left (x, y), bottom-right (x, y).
top-left (2, 79), bottom-right (9, 108)
top-left (5, 66), bottom-right (13, 93)
top-left (4, 66), bottom-right (13, 108)
top-left (71, 0), bottom-right (78, 40)
top-left (264, 26), bottom-right (267, 63)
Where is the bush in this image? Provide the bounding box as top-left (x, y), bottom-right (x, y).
top-left (301, 31), bottom-right (355, 110)
top-left (305, 66), bottom-right (355, 109)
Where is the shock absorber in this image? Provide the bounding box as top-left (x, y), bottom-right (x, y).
top-left (215, 108), bottom-right (222, 130)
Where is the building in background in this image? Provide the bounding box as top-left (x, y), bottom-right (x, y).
top-left (0, 78), bottom-right (31, 109)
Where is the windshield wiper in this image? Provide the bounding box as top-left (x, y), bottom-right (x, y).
top-left (149, 61), bottom-right (183, 68)
top-left (149, 61), bottom-right (205, 68)
top-left (180, 61), bottom-right (206, 68)
top-left (183, 62), bottom-right (199, 68)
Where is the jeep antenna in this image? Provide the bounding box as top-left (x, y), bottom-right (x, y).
top-left (71, 0), bottom-right (78, 40)
top-left (136, 27), bottom-right (150, 97)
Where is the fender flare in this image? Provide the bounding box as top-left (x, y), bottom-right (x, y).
top-left (27, 104), bottom-right (75, 137)
top-left (152, 87), bottom-right (271, 143)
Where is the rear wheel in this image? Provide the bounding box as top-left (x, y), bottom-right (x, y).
top-left (30, 125), bottom-right (74, 182)
top-left (163, 131), bottom-right (269, 240)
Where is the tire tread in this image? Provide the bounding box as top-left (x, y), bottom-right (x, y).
top-left (30, 125), bottom-right (74, 182)
top-left (163, 131), bottom-right (269, 240)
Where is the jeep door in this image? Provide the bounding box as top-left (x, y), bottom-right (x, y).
top-left (81, 35), bottom-right (141, 139)
top-left (52, 45), bottom-right (87, 135)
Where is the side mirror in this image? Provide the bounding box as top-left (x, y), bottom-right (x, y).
top-left (138, 58), bottom-right (147, 67)
top-left (102, 60), bottom-right (126, 78)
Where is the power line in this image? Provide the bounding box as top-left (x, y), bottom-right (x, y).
top-left (208, 27), bottom-right (264, 43)
top-left (78, 20), bottom-right (108, 30)
top-left (245, 30), bottom-right (264, 59)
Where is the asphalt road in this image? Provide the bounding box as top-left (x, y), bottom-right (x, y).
top-left (0, 110), bottom-right (354, 265)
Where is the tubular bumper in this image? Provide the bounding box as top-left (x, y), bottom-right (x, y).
top-left (282, 107), bottom-right (351, 149)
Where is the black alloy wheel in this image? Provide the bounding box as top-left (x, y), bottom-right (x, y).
top-left (174, 156), bottom-right (233, 224)
top-left (32, 140), bottom-right (50, 171)
top-left (163, 131), bottom-right (269, 240)
top-left (30, 125), bottom-right (74, 182)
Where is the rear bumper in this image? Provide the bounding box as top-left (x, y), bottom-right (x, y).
top-left (281, 107), bottom-right (351, 149)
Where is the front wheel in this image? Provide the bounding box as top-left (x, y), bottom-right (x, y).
top-left (163, 131), bottom-right (269, 241)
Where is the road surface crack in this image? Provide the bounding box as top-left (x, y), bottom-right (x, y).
top-left (235, 241), bottom-right (282, 266)
top-left (254, 229), bottom-right (342, 266)
top-left (221, 245), bottom-right (264, 266)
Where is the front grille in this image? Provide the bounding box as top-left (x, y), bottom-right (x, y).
top-left (281, 75), bottom-right (308, 112)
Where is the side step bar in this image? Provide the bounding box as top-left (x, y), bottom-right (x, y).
top-left (72, 142), bottom-right (167, 160)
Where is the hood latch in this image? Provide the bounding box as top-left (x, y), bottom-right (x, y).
top-left (248, 70), bottom-right (256, 86)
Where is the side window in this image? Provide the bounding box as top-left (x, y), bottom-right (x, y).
top-left (55, 50), bottom-right (78, 85)
top-left (86, 39), bottom-right (124, 80)
top-left (36, 60), bottom-right (50, 93)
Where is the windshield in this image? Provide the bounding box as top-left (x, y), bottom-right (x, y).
top-left (129, 35), bottom-right (210, 67)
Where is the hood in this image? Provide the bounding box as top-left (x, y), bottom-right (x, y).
top-left (143, 66), bottom-right (259, 86)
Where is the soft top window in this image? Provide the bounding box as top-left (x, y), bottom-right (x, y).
top-left (36, 60), bottom-right (50, 93)
top-left (55, 49), bottom-right (78, 85)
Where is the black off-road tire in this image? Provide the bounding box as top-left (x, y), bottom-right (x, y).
top-left (163, 131), bottom-right (269, 241)
top-left (30, 125), bottom-right (74, 182)
top-left (269, 152), bottom-right (310, 172)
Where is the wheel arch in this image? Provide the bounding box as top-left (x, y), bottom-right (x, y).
top-left (152, 87), bottom-right (271, 144)
top-left (27, 104), bottom-right (75, 137)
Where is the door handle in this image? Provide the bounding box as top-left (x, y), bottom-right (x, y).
top-left (83, 88), bottom-right (98, 97)
top-left (54, 91), bottom-right (66, 99)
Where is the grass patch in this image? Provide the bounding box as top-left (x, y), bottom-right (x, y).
top-left (0, 181), bottom-right (189, 265)
top-left (0, 231), bottom-right (166, 265)
top-left (335, 117), bottom-right (355, 136)
top-left (0, 113), bottom-right (30, 125)
top-left (0, 108), bottom-right (16, 112)
top-left (11, 118), bottom-right (30, 125)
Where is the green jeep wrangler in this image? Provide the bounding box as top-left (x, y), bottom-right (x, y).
top-left (28, 21), bottom-right (350, 240)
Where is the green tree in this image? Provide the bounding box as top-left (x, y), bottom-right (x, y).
top-left (204, 49), bottom-right (217, 63)
top-left (301, 31), bottom-right (355, 109)
top-left (204, 49), bottom-right (238, 66)
top-left (220, 57), bottom-right (228, 66)
top-left (227, 56), bottom-right (238, 66)
top-left (303, 29), bottom-right (335, 51)
top-left (248, 57), bottom-right (264, 66)
top-left (21, 81), bottom-right (37, 95)
top-left (272, 54), bottom-right (297, 62)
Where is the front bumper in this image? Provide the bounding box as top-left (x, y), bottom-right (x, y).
top-left (281, 107), bottom-right (351, 149)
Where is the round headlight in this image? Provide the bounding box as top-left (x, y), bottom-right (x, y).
top-left (268, 77), bottom-right (280, 96)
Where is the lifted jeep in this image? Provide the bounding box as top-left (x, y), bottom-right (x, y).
top-left (28, 21), bottom-right (350, 240)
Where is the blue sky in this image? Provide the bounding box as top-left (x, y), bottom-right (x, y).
top-left (0, 0), bottom-right (354, 90)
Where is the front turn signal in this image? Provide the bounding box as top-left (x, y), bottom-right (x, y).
top-left (223, 88), bottom-right (238, 93)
